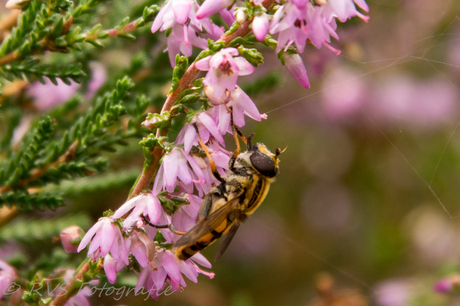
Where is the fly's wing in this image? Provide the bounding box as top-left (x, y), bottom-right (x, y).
top-left (214, 220), bottom-right (241, 261)
top-left (173, 196), bottom-right (241, 250)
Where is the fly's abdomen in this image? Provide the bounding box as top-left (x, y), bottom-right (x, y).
top-left (173, 218), bottom-right (231, 260)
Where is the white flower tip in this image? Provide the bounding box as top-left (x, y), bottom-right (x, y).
top-left (260, 113), bottom-right (268, 120)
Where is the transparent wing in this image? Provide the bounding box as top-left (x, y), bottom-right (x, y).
top-left (173, 196), bottom-right (241, 249)
top-left (214, 220), bottom-right (241, 261)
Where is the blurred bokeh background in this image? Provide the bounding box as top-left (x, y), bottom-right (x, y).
top-left (2, 0), bottom-right (460, 305)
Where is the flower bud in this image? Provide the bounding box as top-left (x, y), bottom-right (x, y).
top-left (236, 9), bottom-right (247, 24)
top-left (60, 226), bottom-right (84, 253)
top-left (5, 0), bottom-right (30, 10)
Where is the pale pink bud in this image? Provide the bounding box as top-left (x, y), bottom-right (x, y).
top-left (253, 14), bottom-right (269, 41)
top-left (60, 226), bottom-right (83, 253)
top-left (5, 0), bottom-right (30, 9)
top-left (284, 53), bottom-right (310, 89)
top-left (196, 0), bottom-right (233, 19)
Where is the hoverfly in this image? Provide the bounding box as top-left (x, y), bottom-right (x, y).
top-left (142, 116), bottom-right (282, 261)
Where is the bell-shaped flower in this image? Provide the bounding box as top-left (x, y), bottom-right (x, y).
top-left (77, 217), bottom-right (130, 266)
top-left (253, 13), bottom-right (270, 41)
top-left (171, 194), bottom-right (202, 231)
top-left (152, 0), bottom-right (213, 66)
top-left (112, 193), bottom-right (163, 231)
top-left (270, 2), bottom-right (339, 54)
top-left (135, 249), bottom-right (214, 299)
top-left (196, 0), bottom-right (233, 19)
top-left (153, 147), bottom-right (206, 195)
top-left (60, 226), bottom-right (84, 253)
top-left (103, 253), bottom-right (126, 284)
top-left (284, 53), bottom-right (310, 88)
top-left (166, 24), bottom-right (208, 67)
top-left (195, 48), bottom-right (254, 100)
top-left (175, 112), bottom-right (225, 153)
top-left (322, 0), bottom-right (369, 23)
top-left (205, 85), bottom-right (262, 132)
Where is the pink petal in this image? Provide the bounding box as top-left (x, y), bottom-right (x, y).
top-left (172, 0), bottom-right (192, 24)
top-left (233, 57), bottom-right (254, 76)
top-left (253, 14), bottom-right (269, 41)
top-left (284, 53), bottom-right (310, 89)
top-left (112, 196), bottom-right (138, 220)
top-left (77, 220), bottom-right (102, 252)
top-left (232, 86), bottom-right (261, 121)
top-left (158, 251), bottom-right (182, 284)
top-left (147, 195), bottom-right (163, 225)
top-left (198, 112), bottom-right (224, 144)
top-left (196, 0), bottom-right (233, 19)
top-left (179, 261), bottom-right (198, 283)
top-left (163, 151), bottom-right (179, 191)
top-left (104, 255), bottom-right (118, 284)
top-left (191, 253), bottom-right (212, 268)
top-left (151, 2), bottom-right (171, 33)
top-left (183, 123), bottom-right (197, 153)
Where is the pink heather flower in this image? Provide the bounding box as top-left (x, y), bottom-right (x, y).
top-left (135, 249), bottom-right (214, 299)
top-left (103, 253), bottom-right (125, 284)
top-left (220, 6), bottom-right (236, 26)
top-left (85, 62), bottom-right (107, 100)
top-left (152, 0), bottom-right (213, 66)
top-left (5, 0), bottom-right (30, 9)
top-left (284, 53), bottom-right (310, 88)
top-left (196, 0), bottom-right (233, 19)
top-left (27, 78), bottom-right (80, 112)
top-left (434, 275), bottom-right (460, 294)
top-left (253, 14), bottom-right (270, 41)
top-left (77, 217), bottom-right (129, 266)
top-left (175, 112), bottom-right (225, 153)
top-left (112, 193), bottom-right (163, 231)
top-left (57, 269), bottom-right (97, 306)
top-left (322, 0), bottom-right (369, 23)
top-left (60, 226), bottom-right (83, 253)
top-left (128, 231), bottom-right (156, 268)
top-left (270, 2), bottom-right (339, 54)
top-left (195, 48), bottom-right (255, 100)
top-left (205, 85), bottom-right (262, 132)
top-left (166, 24), bottom-right (208, 67)
top-left (171, 194), bottom-right (202, 231)
top-left (0, 260), bottom-right (17, 301)
top-left (153, 147), bottom-right (206, 195)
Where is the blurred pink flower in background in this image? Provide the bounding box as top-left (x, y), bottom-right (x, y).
top-left (27, 78), bottom-right (80, 112)
top-left (321, 66), bottom-right (367, 121)
top-left (27, 62), bottom-right (107, 112)
top-left (373, 278), bottom-right (416, 306)
top-left (60, 226), bottom-right (83, 253)
top-left (0, 260), bottom-right (17, 301)
top-left (371, 75), bottom-right (458, 128)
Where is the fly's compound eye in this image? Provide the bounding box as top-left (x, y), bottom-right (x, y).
top-left (250, 151), bottom-right (277, 177)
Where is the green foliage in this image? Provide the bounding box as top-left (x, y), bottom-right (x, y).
top-left (0, 213), bottom-right (91, 242)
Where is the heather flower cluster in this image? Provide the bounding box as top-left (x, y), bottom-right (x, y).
top-left (73, 0), bottom-right (369, 301)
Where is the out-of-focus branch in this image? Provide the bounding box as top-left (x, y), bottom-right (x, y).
top-left (0, 10), bottom-right (20, 42)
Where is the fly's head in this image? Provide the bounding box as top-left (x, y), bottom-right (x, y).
top-left (247, 143), bottom-right (283, 178)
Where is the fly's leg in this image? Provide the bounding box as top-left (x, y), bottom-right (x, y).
top-left (229, 110), bottom-right (255, 170)
top-left (140, 213), bottom-right (186, 235)
top-left (192, 123), bottom-right (225, 184)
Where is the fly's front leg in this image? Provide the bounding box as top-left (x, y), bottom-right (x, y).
top-left (192, 123), bottom-right (225, 184)
top-left (140, 213), bottom-right (186, 235)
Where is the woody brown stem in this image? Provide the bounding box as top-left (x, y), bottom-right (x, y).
top-left (49, 261), bottom-right (91, 306)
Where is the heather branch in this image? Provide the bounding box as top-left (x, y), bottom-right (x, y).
top-left (0, 141), bottom-right (78, 194)
top-left (128, 0), bottom-right (275, 199)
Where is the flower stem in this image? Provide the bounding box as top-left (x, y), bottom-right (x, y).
top-left (49, 261), bottom-right (90, 306)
